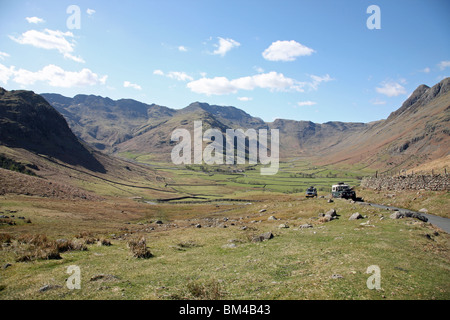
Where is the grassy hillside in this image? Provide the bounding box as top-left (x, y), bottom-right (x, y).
top-left (0, 154), bottom-right (36, 176)
top-left (1, 193), bottom-right (448, 300)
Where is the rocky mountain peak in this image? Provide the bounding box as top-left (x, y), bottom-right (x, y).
top-left (388, 77), bottom-right (449, 120)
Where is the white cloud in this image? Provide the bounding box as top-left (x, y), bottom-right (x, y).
top-left (86, 8), bottom-right (96, 15)
top-left (0, 63), bottom-right (107, 87)
top-left (153, 70), bottom-right (193, 81)
top-left (308, 74), bottom-right (333, 90)
top-left (187, 76), bottom-right (235, 95)
top-left (213, 37), bottom-right (240, 57)
top-left (9, 29), bottom-right (84, 63)
top-left (187, 72), bottom-right (332, 96)
top-left (237, 97), bottom-right (252, 101)
top-left (421, 67), bottom-right (430, 73)
top-left (25, 17), bottom-right (45, 24)
top-left (63, 53), bottom-right (85, 63)
top-left (376, 81), bottom-right (407, 97)
top-left (296, 101), bottom-right (317, 107)
top-left (262, 40), bottom-right (315, 62)
top-left (187, 71), bottom-right (309, 95)
top-left (438, 60), bottom-right (450, 70)
top-left (0, 52), bottom-right (10, 60)
top-left (178, 45), bottom-right (188, 52)
top-left (10, 29), bottom-right (73, 53)
top-left (123, 81), bottom-right (142, 90)
top-left (0, 64), bottom-right (15, 84)
top-left (167, 71), bottom-right (193, 81)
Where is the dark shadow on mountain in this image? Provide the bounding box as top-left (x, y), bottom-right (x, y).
top-left (0, 88), bottom-right (106, 173)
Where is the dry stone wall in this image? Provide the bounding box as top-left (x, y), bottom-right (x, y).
top-left (361, 174), bottom-right (449, 191)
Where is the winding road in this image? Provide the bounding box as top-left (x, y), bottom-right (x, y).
top-left (365, 202), bottom-right (450, 233)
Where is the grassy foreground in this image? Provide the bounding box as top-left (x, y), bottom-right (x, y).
top-left (1, 192), bottom-right (449, 300)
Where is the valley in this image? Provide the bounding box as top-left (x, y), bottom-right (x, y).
top-left (0, 78), bottom-right (449, 301)
top-left (1, 185), bottom-right (448, 300)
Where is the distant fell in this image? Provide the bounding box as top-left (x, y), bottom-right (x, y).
top-left (42, 93), bottom-right (174, 151)
top-left (41, 77), bottom-right (450, 173)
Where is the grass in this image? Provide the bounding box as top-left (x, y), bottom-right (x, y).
top-left (134, 159), bottom-right (364, 199)
top-left (3, 233), bottom-right (89, 263)
top-left (0, 156), bottom-right (448, 300)
top-left (0, 192), bottom-right (449, 300)
top-left (127, 236), bottom-right (153, 258)
top-left (357, 188), bottom-right (450, 218)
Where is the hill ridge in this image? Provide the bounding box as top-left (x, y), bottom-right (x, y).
top-left (34, 76), bottom-right (449, 172)
top-left (389, 78), bottom-right (449, 120)
top-left (0, 88), bottom-right (105, 172)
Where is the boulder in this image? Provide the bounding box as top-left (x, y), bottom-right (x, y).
top-left (321, 209), bottom-right (338, 222)
top-left (261, 232), bottom-right (274, 240)
top-left (390, 211), bottom-right (428, 222)
top-left (252, 232), bottom-right (274, 242)
top-left (404, 211), bottom-right (428, 222)
top-left (414, 213), bottom-right (428, 222)
top-left (319, 215), bottom-right (332, 223)
top-left (349, 212), bottom-right (363, 220)
top-left (326, 209), bottom-right (337, 217)
top-left (390, 212), bottom-right (405, 219)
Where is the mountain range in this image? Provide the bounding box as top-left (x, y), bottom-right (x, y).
top-left (39, 77), bottom-right (449, 173)
top-left (0, 77), bottom-right (448, 184)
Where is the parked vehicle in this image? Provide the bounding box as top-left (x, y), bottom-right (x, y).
top-left (331, 182), bottom-right (356, 200)
top-left (305, 186), bottom-right (317, 198)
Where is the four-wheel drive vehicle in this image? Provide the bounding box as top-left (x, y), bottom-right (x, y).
top-left (331, 182), bottom-right (356, 200)
top-left (305, 186), bottom-right (317, 198)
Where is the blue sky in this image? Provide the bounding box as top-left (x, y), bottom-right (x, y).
top-left (0, 0), bottom-right (449, 123)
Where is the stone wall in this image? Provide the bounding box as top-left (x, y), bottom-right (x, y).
top-left (360, 174), bottom-right (449, 191)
